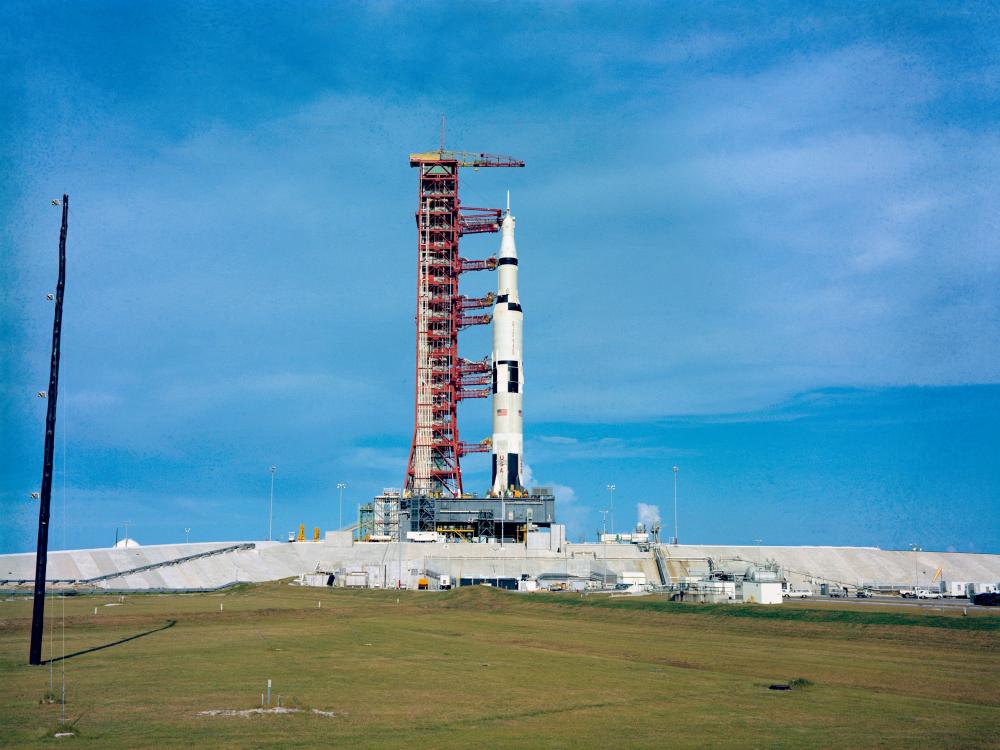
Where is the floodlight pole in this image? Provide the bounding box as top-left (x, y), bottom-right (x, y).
top-left (29, 194), bottom-right (68, 666)
top-left (268, 465), bottom-right (276, 541)
top-left (337, 483), bottom-right (346, 530)
top-left (672, 465), bottom-right (679, 545)
top-left (607, 484), bottom-right (616, 536)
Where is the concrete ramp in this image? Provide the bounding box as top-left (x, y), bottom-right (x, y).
top-left (2, 540), bottom-right (998, 592)
top-left (658, 545), bottom-right (1000, 588)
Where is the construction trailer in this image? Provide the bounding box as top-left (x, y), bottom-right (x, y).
top-left (968, 582), bottom-right (1000, 596)
top-left (939, 580), bottom-right (972, 598)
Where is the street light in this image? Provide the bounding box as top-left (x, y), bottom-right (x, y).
top-left (606, 484), bottom-right (616, 536)
top-left (184, 527), bottom-right (191, 544)
top-left (268, 466), bottom-right (277, 542)
top-left (672, 466), bottom-right (679, 545)
top-left (337, 483), bottom-right (347, 530)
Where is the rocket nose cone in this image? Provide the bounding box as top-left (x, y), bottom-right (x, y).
top-left (502, 211), bottom-right (515, 230)
top-left (499, 215), bottom-right (517, 259)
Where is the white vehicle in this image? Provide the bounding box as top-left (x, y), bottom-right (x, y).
top-left (783, 589), bottom-right (811, 598)
top-left (916, 588), bottom-right (942, 599)
top-left (406, 531), bottom-right (443, 543)
top-left (439, 575), bottom-right (452, 590)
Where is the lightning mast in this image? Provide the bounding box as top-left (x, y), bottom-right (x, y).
top-left (29, 194), bottom-right (68, 666)
top-left (405, 147), bottom-right (524, 497)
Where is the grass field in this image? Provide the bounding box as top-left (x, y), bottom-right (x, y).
top-left (1, 584), bottom-right (998, 749)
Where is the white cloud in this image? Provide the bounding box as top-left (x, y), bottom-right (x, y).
top-left (551, 483), bottom-right (577, 505)
top-left (348, 447), bottom-right (406, 474)
top-left (528, 436), bottom-right (695, 461)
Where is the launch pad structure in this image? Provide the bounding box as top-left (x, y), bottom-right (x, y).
top-left (363, 488), bottom-right (556, 543)
top-left (404, 147), bottom-right (522, 497)
top-left (389, 143), bottom-right (553, 542)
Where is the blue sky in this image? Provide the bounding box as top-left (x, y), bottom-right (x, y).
top-left (2, 1), bottom-right (998, 553)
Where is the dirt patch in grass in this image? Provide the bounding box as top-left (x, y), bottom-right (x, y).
top-left (198, 707), bottom-right (336, 718)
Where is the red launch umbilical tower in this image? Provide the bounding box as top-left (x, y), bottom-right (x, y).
top-left (405, 148), bottom-right (524, 497)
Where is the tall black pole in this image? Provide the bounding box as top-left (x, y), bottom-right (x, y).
top-left (29, 194), bottom-right (68, 666)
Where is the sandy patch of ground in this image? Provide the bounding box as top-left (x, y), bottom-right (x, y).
top-left (198, 707), bottom-right (336, 718)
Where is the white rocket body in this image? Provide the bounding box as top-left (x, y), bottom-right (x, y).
top-left (491, 206), bottom-right (524, 495)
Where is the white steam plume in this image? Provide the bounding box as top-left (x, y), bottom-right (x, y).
top-left (637, 502), bottom-right (660, 529)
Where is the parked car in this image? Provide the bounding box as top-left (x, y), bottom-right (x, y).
top-left (829, 588), bottom-right (847, 598)
top-left (972, 592), bottom-right (1000, 606)
top-left (916, 589), bottom-right (943, 599)
top-left (855, 589), bottom-right (873, 598)
top-left (783, 589), bottom-right (811, 598)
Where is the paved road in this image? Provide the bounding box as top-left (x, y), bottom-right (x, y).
top-left (797, 595), bottom-right (990, 610)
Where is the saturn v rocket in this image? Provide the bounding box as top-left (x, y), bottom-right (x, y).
top-left (490, 196), bottom-right (525, 496)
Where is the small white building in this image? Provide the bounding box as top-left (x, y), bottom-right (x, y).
top-left (299, 572), bottom-right (332, 587)
top-left (741, 580), bottom-right (783, 605)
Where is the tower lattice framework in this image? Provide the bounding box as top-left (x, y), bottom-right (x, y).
top-left (405, 149), bottom-right (524, 497)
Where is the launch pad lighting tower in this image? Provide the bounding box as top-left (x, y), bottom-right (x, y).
top-left (607, 484), bottom-right (616, 536)
top-left (404, 145), bottom-right (524, 497)
top-left (672, 465), bottom-right (679, 545)
top-left (268, 465), bottom-right (276, 542)
top-left (337, 482), bottom-right (346, 529)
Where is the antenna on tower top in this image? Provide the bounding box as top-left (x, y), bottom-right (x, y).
top-left (506, 190), bottom-right (510, 213)
top-left (440, 113), bottom-right (445, 152)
